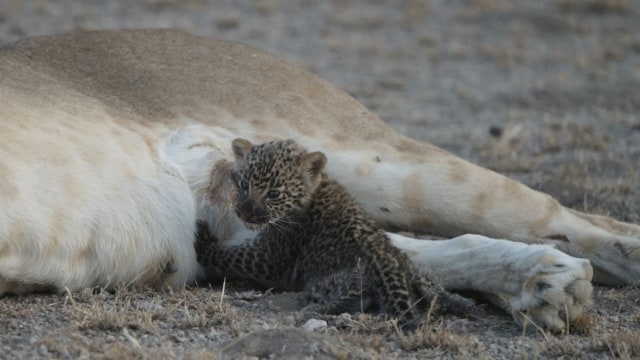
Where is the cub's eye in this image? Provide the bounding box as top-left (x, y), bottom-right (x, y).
top-left (239, 180), bottom-right (249, 191)
top-left (266, 190), bottom-right (280, 199)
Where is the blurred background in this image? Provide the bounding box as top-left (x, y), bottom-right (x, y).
top-left (1, 0), bottom-right (639, 220)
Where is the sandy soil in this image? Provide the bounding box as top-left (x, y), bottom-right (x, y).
top-left (0, 0), bottom-right (639, 358)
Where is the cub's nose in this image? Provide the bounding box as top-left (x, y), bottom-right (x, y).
top-left (238, 201), bottom-right (255, 215)
top-left (236, 201), bottom-right (267, 223)
top-left (252, 206), bottom-right (267, 217)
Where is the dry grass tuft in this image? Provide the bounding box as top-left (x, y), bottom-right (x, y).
top-left (541, 337), bottom-right (590, 358)
top-left (101, 341), bottom-right (146, 360)
top-left (185, 349), bottom-right (221, 360)
top-left (397, 321), bottom-right (480, 355)
top-left (605, 330), bottom-right (640, 359)
top-left (174, 286), bottom-right (247, 336)
top-left (341, 332), bottom-right (391, 356)
top-left (40, 331), bottom-right (187, 359)
top-left (63, 284), bottom-right (246, 337)
top-left (600, 286), bottom-right (639, 305)
top-left (333, 313), bottom-right (398, 335)
top-left (57, 285), bottom-right (239, 358)
top-left (568, 315), bottom-right (596, 336)
top-left (65, 286), bottom-right (160, 333)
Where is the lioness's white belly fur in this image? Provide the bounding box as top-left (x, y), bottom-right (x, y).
top-left (0, 94), bottom-right (197, 291)
top-left (2, 29), bottom-right (639, 331)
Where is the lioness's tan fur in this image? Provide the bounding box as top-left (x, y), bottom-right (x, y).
top-left (2, 30), bottom-right (636, 330)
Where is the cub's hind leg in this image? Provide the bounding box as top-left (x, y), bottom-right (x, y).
top-left (302, 267), bottom-right (372, 315)
top-left (410, 273), bottom-right (476, 316)
top-left (365, 253), bottom-right (420, 326)
top-left (369, 249), bottom-right (474, 329)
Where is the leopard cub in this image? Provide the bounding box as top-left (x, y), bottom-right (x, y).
top-left (195, 138), bottom-right (472, 328)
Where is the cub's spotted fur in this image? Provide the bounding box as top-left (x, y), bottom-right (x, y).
top-left (195, 138), bottom-right (471, 326)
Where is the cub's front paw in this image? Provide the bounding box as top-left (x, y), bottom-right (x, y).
top-left (194, 220), bottom-right (219, 259)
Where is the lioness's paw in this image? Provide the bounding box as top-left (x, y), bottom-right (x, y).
top-left (510, 251), bottom-right (593, 332)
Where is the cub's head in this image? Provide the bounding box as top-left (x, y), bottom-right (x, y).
top-left (231, 138), bottom-right (327, 225)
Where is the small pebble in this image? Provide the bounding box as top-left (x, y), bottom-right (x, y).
top-left (283, 315), bottom-right (296, 326)
top-left (326, 326), bottom-right (340, 335)
top-left (335, 313), bottom-right (352, 327)
top-left (489, 125), bottom-right (503, 138)
top-left (302, 319), bottom-right (327, 332)
top-left (207, 329), bottom-right (221, 339)
top-left (37, 345), bottom-right (48, 357)
top-left (446, 318), bottom-right (468, 333)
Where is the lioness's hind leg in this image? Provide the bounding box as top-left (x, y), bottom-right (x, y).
top-left (540, 207), bottom-right (640, 286)
top-left (323, 140), bottom-right (639, 286)
top-left (568, 209), bottom-right (640, 237)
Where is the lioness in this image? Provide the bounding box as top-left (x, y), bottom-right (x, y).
top-left (1, 29), bottom-right (636, 330)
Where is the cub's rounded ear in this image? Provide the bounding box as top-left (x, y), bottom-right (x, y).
top-left (302, 151), bottom-right (327, 177)
top-left (232, 138), bottom-right (253, 159)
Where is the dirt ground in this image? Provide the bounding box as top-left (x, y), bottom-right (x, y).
top-left (0, 0), bottom-right (639, 358)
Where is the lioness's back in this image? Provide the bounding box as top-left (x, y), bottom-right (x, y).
top-left (1, 30), bottom-right (389, 138)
